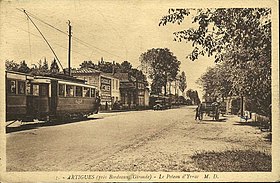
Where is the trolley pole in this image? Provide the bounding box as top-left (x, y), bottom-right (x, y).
top-left (68, 20), bottom-right (72, 76)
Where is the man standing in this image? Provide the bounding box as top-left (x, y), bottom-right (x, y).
top-left (195, 104), bottom-right (202, 120)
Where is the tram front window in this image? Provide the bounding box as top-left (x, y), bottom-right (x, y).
top-left (7, 80), bottom-right (16, 94)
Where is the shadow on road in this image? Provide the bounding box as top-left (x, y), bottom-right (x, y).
top-left (233, 121), bottom-right (261, 127)
top-left (6, 117), bottom-right (102, 134)
top-left (200, 118), bottom-right (227, 122)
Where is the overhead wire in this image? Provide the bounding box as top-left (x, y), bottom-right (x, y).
top-left (7, 21), bottom-right (91, 61)
top-left (17, 8), bottom-right (126, 60)
top-left (27, 16), bottom-right (32, 62)
top-left (23, 9), bottom-right (64, 71)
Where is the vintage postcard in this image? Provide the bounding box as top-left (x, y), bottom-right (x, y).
top-left (0, 0), bottom-right (279, 182)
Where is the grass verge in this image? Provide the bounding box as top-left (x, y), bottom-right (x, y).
top-left (191, 149), bottom-right (271, 172)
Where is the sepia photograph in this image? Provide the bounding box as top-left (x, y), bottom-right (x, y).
top-left (0, 0), bottom-right (279, 182)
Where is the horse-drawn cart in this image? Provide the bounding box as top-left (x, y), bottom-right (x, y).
top-left (198, 102), bottom-right (220, 121)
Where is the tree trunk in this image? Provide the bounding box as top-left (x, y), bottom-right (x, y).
top-left (164, 85), bottom-right (167, 96)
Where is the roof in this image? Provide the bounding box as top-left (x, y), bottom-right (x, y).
top-left (111, 72), bottom-right (130, 82)
top-left (101, 72), bottom-right (120, 80)
top-left (71, 68), bottom-right (101, 74)
top-left (37, 73), bottom-right (86, 83)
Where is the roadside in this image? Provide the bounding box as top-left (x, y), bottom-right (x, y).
top-left (89, 114), bottom-right (271, 172)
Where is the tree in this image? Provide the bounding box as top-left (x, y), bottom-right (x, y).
top-left (140, 48), bottom-right (180, 95)
top-left (120, 61), bottom-right (132, 72)
top-left (178, 71), bottom-right (187, 94)
top-left (160, 8), bottom-right (271, 116)
top-left (186, 89), bottom-right (200, 105)
top-left (5, 60), bottom-right (19, 71)
top-left (159, 8), bottom-right (271, 63)
top-left (50, 59), bottom-right (60, 73)
top-left (80, 60), bottom-right (95, 69)
top-left (41, 58), bottom-right (49, 72)
top-left (18, 60), bottom-right (30, 73)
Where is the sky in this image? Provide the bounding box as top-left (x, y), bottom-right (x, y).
top-left (0, 0), bottom-right (217, 98)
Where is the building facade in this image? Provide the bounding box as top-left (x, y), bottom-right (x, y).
top-left (72, 68), bottom-right (120, 110)
top-left (113, 73), bottom-right (149, 109)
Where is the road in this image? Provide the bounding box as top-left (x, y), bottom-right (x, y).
top-left (6, 106), bottom-right (271, 171)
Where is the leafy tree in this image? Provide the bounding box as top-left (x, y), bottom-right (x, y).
top-left (120, 61), bottom-right (133, 72)
top-left (5, 60), bottom-right (19, 71)
top-left (41, 58), bottom-right (49, 72)
top-left (178, 71), bottom-right (187, 94)
top-left (50, 59), bottom-right (60, 73)
top-left (140, 48), bottom-right (180, 95)
top-left (160, 8), bottom-right (271, 115)
top-left (18, 60), bottom-right (31, 73)
top-left (159, 8), bottom-right (271, 63)
top-left (186, 89), bottom-right (200, 105)
top-left (80, 60), bottom-right (95, 69)
top-left (198, 59), bottom-right (271, 115)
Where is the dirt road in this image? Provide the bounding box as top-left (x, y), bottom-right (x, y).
top-left (6, 106), bottom-right (271, 171)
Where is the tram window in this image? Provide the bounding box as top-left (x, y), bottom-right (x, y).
top-left (27, 82), bottom-right (32, 95)
top-left (59, 84), bottom-right (65, 96)
top-left (76, 86), bottom-right (82, 97)
top-left (84, 87), bottom-right (90, 97)
top-left (7, 80), bottom-right (16, 94)
top-left (66, 85), bottom-right (74, 97)
top-left (33, 84), bottom-right (39, 96)
top-left (90, 88), bottom-right (96, 98)
top-left (39, 84), bottom-right (48, 96)
top-left (18, 81), bottom-right (26, 94)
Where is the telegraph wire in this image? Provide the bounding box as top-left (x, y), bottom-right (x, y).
top-left (23, 9), bottom-right (64, 71)
top-left (17, 8), bottom-right (68, 36)
top-left (7, 22), bottom-right (91, 62)
top-left (27, 16), bottom-right (32, 62)
top-left (17, 8), bottom-right (126, 60)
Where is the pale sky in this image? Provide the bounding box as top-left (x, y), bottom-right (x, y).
top-left (0, 0), bottom-right (216, 98)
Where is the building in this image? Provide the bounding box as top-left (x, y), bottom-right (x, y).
top-left (71, 68), bottom-right (120, 110)
top-left (113, 73), bottom-right (149, 109)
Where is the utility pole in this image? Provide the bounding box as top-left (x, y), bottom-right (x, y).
top-left (68, 20), bottom-right (72, 76)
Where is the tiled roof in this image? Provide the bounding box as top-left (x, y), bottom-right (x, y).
top-left (71, 68), bottom-right (101, 74)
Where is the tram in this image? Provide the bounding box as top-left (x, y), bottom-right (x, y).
top-left (6, 70), bottom-right (100, 122)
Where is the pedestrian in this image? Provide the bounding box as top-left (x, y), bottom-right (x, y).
top-left (105, 101), bottom-right (108, 110)
top-left (95, 95), bottom-right (101, 113)
top-left (195, 104), bottom-right (201, 121)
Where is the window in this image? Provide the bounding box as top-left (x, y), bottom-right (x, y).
top-left (75, 86), bottom-right (82, 97)
top-left (59, 84), bottom-right (65, 96)
top-left (116, 80), bottom-right (118, 90)
top-left (90, 88), bottom-right (95, 98)
top-left (7, 80), bottom-right (16, 94)
top-left (33, 84), bottom-right (39, 96)
top-left (17, 81), bottom-right (26, 94)
top-left (39, 84), bottom-right (48, 96)
top-left (27, 82), bottom-right (32, 95)
top-left (84, 87), bottom-right (90, 97)
top-left (66, 85), bottom-right (74, 97)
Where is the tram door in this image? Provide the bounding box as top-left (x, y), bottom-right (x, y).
top-left (26, 81), bottom-right (34, 118)
top-left (50, 80), bottom-right (58, 116)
